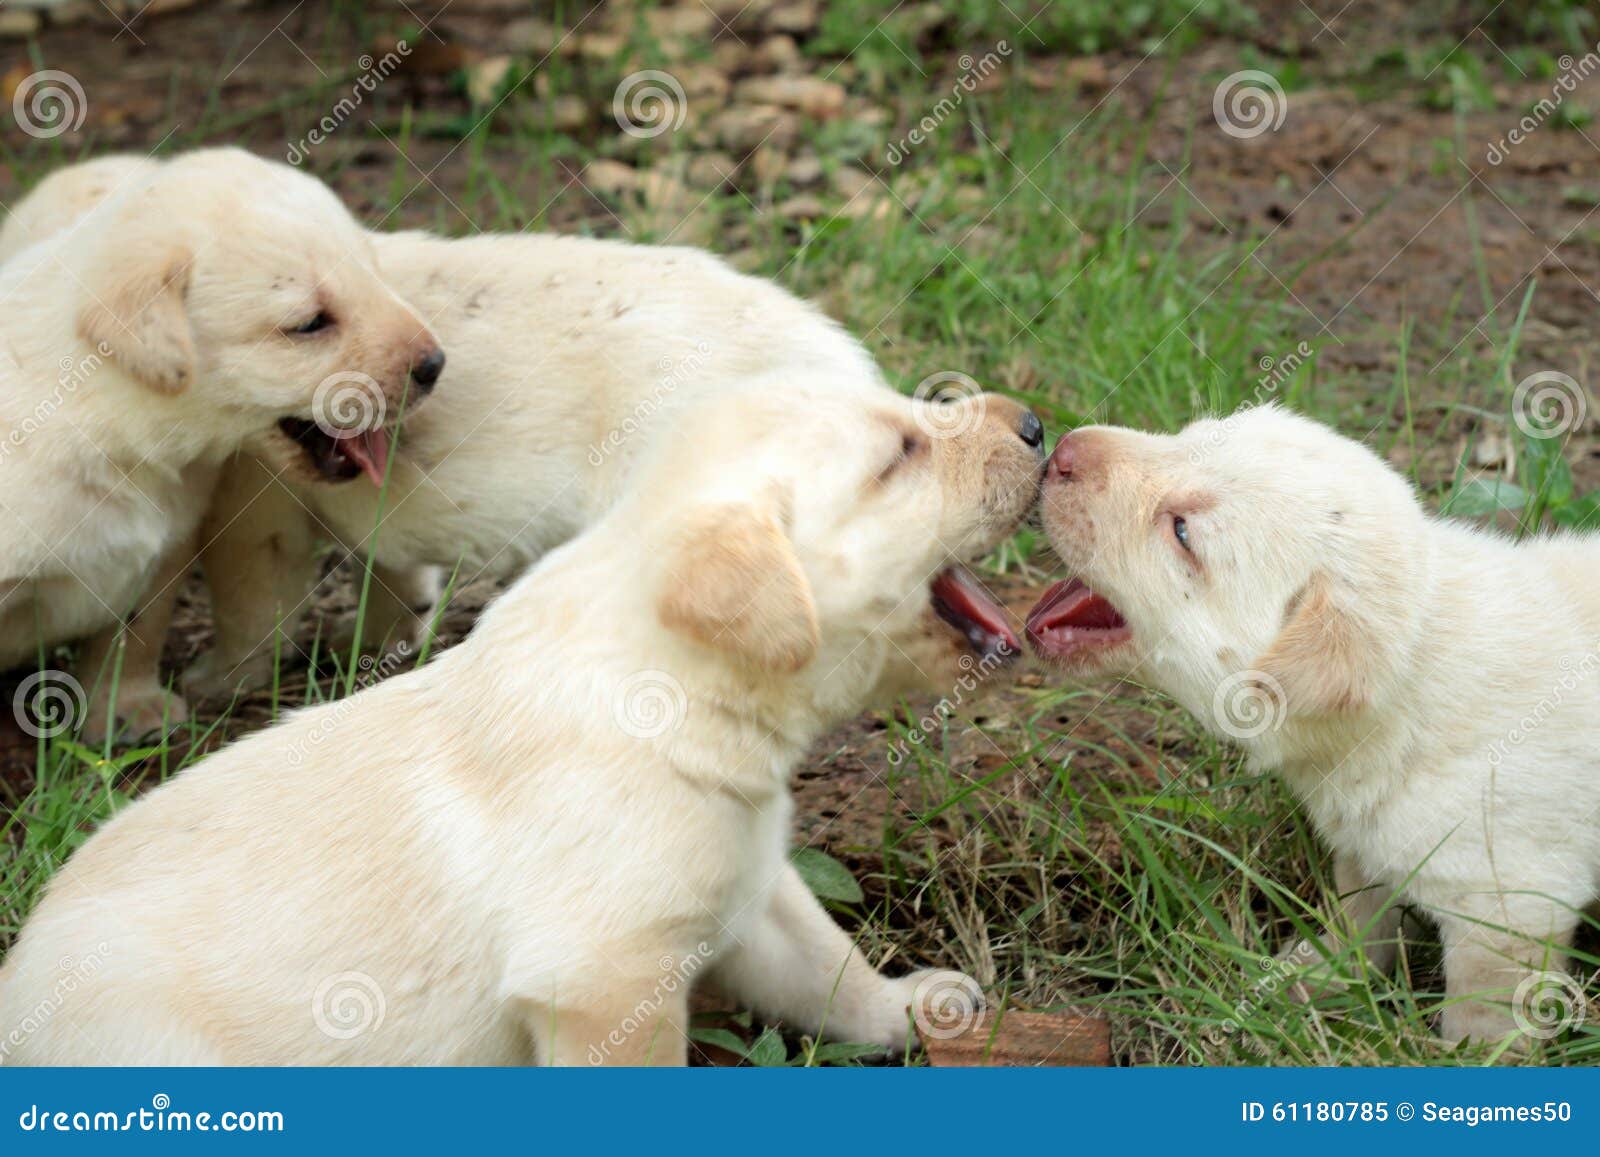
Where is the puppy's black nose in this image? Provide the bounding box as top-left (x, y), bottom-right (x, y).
top-left (410, 348), bottom-right (445, 393)
top-left (1017, 411), bottom-right (1045, 450)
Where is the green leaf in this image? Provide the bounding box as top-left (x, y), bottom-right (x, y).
top-left (745, 1028), bottom-right (788, 1067)
top-left (688, 1027), bottom-right (749, 1057)
top-left (790, 847), bottom-right (864, 905)
top-left (1553, 490), bottom-right (1600, 529)
top-left (1441, 477), bottom-right (1527, 517)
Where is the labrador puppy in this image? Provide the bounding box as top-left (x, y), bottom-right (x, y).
top-left (0, 375), bottom-right (1044, 1064)
top-left (0, 153), bottom-right (917, 725)
top-left (1025, 403), bottom-right (1599, 1044)
top-left (0, 149), bottom-right (442, 737)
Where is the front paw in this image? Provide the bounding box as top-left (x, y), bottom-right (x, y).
top-left (82, 682), bottom-right (188, 744)
top-left (180, 650), bottom-right (277, 704)
top-left (881, 969), bottom-right (987, 1051)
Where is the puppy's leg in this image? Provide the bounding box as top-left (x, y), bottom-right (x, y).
top-left (527, 986), bottom-right (690, 1067)
top-left (1281, 853), bottom-right (1402, 998)
top-left (341, 563), bottom-right (442, 656)
top-left (1435, 904), bottom-right (1578, 1045)
top-left (79, 534), bottom-right (196, 742)
top-left (186, 457), bottom-right (318, 701)
top-left (709, 861), bottom-right (932, 1051)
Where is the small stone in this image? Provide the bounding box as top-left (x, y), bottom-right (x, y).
top-left (734, 75), bottom-right (846, 120)
top-left (749, 145), bottom-right (788, 187)
top-left (685, 150), bottom-right (739, 190)
top-left (583, 158), bottom-right (638, 197)
top-left (577, 32), bottom-right (625, 60)
top-left (778, 194), bottom-right (826, 220)
top-left (0, 9), bottom-right (41, 36)
top-left (829, 164), bottom-right (873, 199)
top-left (675, 63), bottom-right (731, 102)
top-left (466, 55), bottom-right (514, 106)
top-left (503, 16), bottom-right (558, 55)
top-left (785, 153), bottom-right (824, 186)
top-left (645, 6), bottom-right (716, 40)
top-left (753, 34), bottom-right (801, 73)
top-left (710, 104), bottom-right (797, 152)
top-left (764, 0), bottom-right (818, 35)
top-left (520, 94), bottom-right (589, 132)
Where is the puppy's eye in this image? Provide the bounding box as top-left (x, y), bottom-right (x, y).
top-left (1173, 515), bottom-right (1192, 552)
top-left (288, 311), bottom-right (333, 335)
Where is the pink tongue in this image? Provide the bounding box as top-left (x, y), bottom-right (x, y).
top-left (335, 427), bottom-right (391, 487)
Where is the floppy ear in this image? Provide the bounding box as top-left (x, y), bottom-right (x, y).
top-left (76, 236), bottom-right (195, 394)
top-left (1248, 573), bottom-right (1377, 716)
top-left (657, 502), bottom-right (819, 673)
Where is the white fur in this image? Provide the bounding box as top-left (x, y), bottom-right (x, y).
top-left (1034, 404), bottom-right (1600, 1043)
top-left (0, 378), bottom-right (1043, 1064)
top-left (0, 151), bottom-right (440, 735)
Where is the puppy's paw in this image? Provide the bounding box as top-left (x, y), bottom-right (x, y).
top-left (180, 650), bottom-right (277, 704)
top-left (880, 968), bottom-right (987, 1052)
top-left (82, 682), bottom-right (188, 744)
top-left (1438, 1003), bottom-right (1526, 1049)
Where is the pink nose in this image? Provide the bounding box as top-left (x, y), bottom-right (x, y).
top-left (1047, 432), bottom-right (1075, 480)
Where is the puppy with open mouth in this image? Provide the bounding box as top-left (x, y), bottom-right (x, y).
top-left (1027, 403), bottom-right (1600, 1044)
top-left (0, 376), bottom-right (1043, 1065)
top-left (0, 149), bottom-right (441, 740)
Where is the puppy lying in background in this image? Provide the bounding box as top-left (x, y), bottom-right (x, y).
top-left (0, 377), bottom-right (1044, 1064)
top-left (0, 149), bottom-right (441, 737)
top-left (1026, 404), bottom-right (1597, 1044)
top-left (1, 154), bottom-right (911, 718)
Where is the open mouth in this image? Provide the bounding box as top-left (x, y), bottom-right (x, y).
top-left (930, 566), bottom-right (1021, 663)
top-left (1024, 578), bottom-right (1131, 660)
top-left (276, 418), bottom-right (393, 487)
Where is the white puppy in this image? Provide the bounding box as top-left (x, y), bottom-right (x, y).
top-left (0, 154), bottom-right (932, 718)
top-left (0, 376), bottom-right (1044, 1064)
top-left (0, 150), bottom-right (442, 736)
top-left (1026, 404), bottom-right (1598, 1044)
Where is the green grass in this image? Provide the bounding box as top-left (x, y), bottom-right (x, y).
top-left (3, 1), bottom-right (1597, 1066)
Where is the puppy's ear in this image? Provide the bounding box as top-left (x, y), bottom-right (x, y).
top-left (77, 232), bottom-right (195, 395)
top-left (657, 501), bottom-right (819, 673)
top-left (1248, 573), bottom-right (1376, 716)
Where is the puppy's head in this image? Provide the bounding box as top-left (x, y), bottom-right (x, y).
top-left (71, 148), bottom-right (443, 480)
top-left (1026, 405), bottom-right (1429, 734)
top-left (637, 377), bottom-right (1045, 712)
